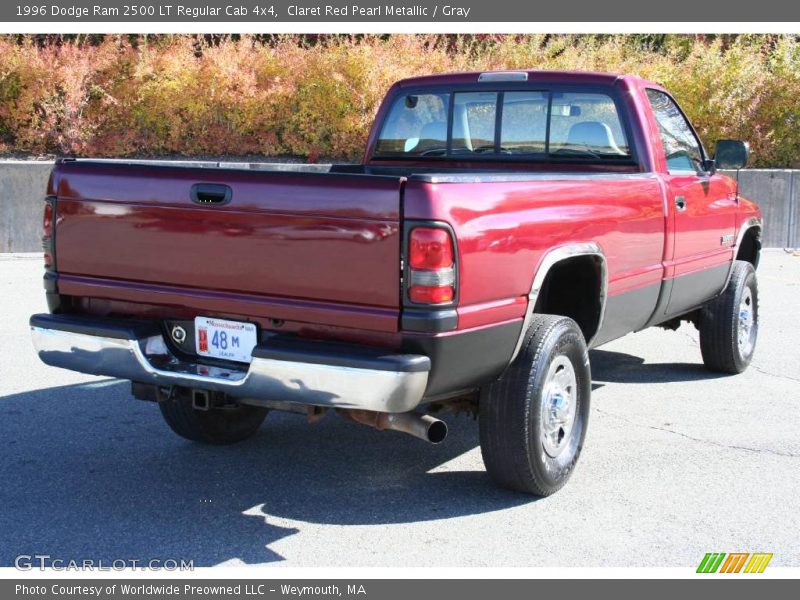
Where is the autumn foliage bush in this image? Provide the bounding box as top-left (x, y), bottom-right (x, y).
top-left (0, 34), bottom-right (798, 166)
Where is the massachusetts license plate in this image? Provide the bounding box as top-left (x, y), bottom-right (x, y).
top-left (194, 317), bottom-right (257, 364)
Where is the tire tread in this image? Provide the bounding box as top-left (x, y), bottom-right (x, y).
top-left (699, 260), bottom-right (757, 374)
top-left (480, 314), bottom-right (588, 495)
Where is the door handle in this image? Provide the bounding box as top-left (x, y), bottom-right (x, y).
top-left (674, 196), bottom-right (687, 211)
top-left (191, 183), bottom-right (232, 205)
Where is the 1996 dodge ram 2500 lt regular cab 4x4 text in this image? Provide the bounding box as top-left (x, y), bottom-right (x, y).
top-left (31, 70), bottom-right (762, 495)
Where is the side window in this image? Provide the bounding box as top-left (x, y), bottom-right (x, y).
top-left (646, 89), bottom-right (705, 174)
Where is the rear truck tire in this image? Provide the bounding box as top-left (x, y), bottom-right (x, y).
top-left (699, 259), bottom-right (759, 374)
top-left (159, 392), bottom-right (268, 445)
top-left (479, 315), bottom-right (591, 496)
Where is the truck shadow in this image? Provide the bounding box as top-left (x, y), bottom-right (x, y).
top-left (0, 380), bottom-right (529, 567)
top-left (590, 349), bottom-right (728, 384)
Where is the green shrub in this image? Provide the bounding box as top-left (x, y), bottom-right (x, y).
top-left (0, 34), bottom-right (797, 166)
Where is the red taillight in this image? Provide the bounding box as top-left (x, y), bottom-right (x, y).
top-left (43, 201), bottom-right (53, 233)
top-left (407, 226), bottom-right (456, 305)
top-left (42, 197), bottom-right (55, 270)
top-left (409, 228), bottom-right (454, 270)
top-left (409, 285), bottom-right (454, 304)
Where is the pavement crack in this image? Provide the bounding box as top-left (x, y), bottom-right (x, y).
top-left (751, 365), bottom-right (800, 383)
top-left (594, 407), bottom-right (800, 458)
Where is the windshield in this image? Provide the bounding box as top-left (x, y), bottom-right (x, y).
top-left (373, 88), bottom-right (632, 161)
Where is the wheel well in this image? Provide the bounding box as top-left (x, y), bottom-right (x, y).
top-left (533, 255), bottom-right (604, 342)
top-left (736, 227), bottom-right (762, 269)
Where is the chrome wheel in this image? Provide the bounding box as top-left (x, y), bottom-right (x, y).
top-left (540, 355), bottom-right (577, 458)
top-left (737, 287), bottom-right (755, 356)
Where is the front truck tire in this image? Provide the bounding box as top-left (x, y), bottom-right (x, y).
top-left (699, 260), bottom-right (759, 374)
top-left (159, 393), bottom-right (268, 444)
top-left (479, 315), bottom-right (591, 496)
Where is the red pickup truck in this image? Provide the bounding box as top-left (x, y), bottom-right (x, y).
top-left (30, 70), bottom-right (762, 495)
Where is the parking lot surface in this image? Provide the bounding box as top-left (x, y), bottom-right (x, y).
top-left (1, 252), bottom-right (798, 567)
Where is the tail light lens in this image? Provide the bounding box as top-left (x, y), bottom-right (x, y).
top-left (407, 226), bottom-right (456, 305)
top-left (409, 282), bottom-right (454, 304)
top-left (409, 228), bottom-right (453, 270)
top-left (42, 196), bottom-right (56, 270)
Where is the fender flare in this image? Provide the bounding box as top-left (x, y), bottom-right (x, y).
top-left (509, 242), bottom-right (608, 363)
top-left (723, 217), bottom-right (762, 288)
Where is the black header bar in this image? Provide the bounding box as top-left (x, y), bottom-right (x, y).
top-left (3, 0), bottom-right (800, 23)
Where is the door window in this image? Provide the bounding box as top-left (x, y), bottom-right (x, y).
top-left (646, 89), bottom-right (705, 174)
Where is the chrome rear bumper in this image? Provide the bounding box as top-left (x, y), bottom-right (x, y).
top-left (30, 314), bottom-right (430, 413)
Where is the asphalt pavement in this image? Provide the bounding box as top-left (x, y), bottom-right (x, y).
top-left (1, 251), bottom-right (798, 568)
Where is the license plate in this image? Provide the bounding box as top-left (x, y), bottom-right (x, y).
top-left (194, 317), bottom-right (257, 364)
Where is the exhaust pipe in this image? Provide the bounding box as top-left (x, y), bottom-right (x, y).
top-left (338, 409), bottom-right (448, 444)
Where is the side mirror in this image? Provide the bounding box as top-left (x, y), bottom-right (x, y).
top-left (714, 139), bottom-right (749, 170)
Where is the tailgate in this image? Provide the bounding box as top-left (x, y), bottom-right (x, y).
top-left (52, 161), bottom-right (403, 331)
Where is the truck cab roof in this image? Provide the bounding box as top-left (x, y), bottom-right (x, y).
top-left (394, 70), bottom-right (662, 90)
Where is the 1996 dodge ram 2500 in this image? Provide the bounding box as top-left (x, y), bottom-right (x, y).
top-left (31, 70), bottom-right (762, 495)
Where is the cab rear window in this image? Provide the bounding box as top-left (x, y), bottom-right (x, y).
top-left (374, 93), bottom-right (450, 156)
top-left (373, 88), bottom-right (631, 161)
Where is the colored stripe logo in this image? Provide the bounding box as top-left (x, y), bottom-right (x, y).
top-left (697, 552), bottom-right (773, 573)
